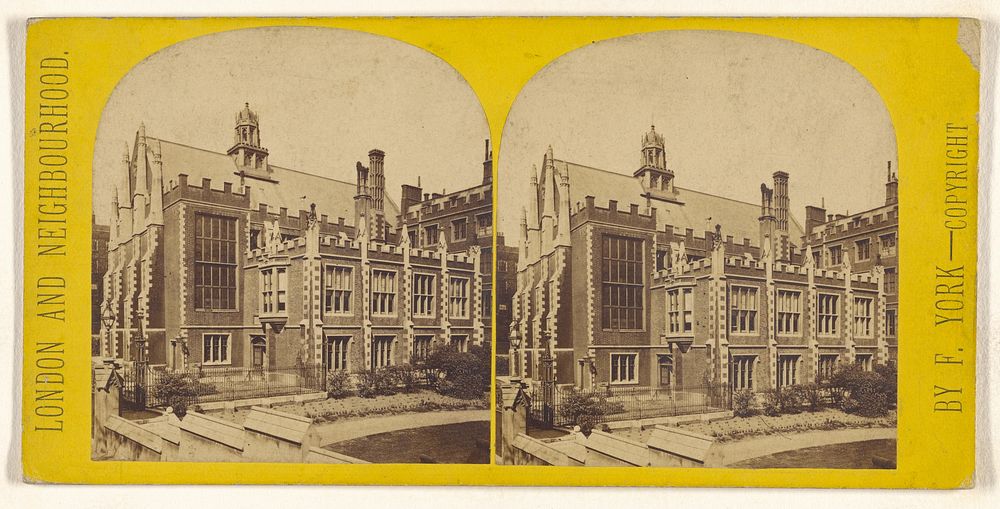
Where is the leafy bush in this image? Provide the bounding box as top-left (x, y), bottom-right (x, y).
top-left (800, 383), bottom-right (823, 411)
top-left (387, 365), bottom-right (419, 393)
top-left (732, 389), bottom-right (756, 417)
top-left (326, 369), bottom-right (352, 399)
top-left (828, 362), bottom-right (896, 417)
top-left (782, 386), bottom-right (806, 414)
top-left (559, 390), bottom-right (606, 435)
top-left (424, 344), bottom-right (490, 399)
top-left (357, 367), bottom-right (396, 398)
top-left (760, 389), bottom-right (782, 416)
top-left (151, 372), bottom-right (200, 418)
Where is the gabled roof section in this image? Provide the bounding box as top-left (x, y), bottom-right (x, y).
top-left (553, 159), bottom-right (805, 242)
top-left (148, 137), bottom-right (399, 227)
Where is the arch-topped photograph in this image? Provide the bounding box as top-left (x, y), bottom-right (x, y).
top-left (91, 27), bottom-right (493, 465)
top-left (496, 30), bottom-right (899, 469)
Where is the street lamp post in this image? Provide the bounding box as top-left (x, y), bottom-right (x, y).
top-left (99, 301), bottom-right (116, 358)
top-left (508, 327), bottom-right (521, 378)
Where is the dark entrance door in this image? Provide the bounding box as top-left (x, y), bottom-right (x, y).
top-left (658, 356), bottom-right (673, 388)
top-left (251, 337), bottom-right (266, 369)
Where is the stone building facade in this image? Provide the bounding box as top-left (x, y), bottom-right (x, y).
top-left (494, 234), bottom-right (520, 368)
top-left (397, 140), bottom-right (494, 346)
top-left (91, 215), bottom-right (110, 346)
top-left (510, 126), bottom-right (897, 393)
top-left (99, 104), bottom-right (487, 374)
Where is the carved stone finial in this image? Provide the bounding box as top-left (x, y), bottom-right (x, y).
top-left (307, 203), bottom-right (318, 229)
top-left (712, 224), bottom-right (724, 250)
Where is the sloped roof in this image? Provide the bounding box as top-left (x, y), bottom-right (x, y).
top-left (554, 160), bottom-right (804, 242)
top-left (144, 138), bottom-right (399, 227)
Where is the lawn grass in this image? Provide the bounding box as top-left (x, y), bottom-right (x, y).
top-left (325, 421), bottom-right (490, 464)
top-left (728, 438), bottom-right (897, 469)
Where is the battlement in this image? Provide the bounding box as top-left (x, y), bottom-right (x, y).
top-left (650, 255), bottom-right (882, 287)
top-left (570, 196), bottom-right (657, 230)
top-left (164, 174), bottom-right (250, 209)
top-left (246, 235), bottom-right (476, 267)
top-left (249, 202), bottom-right (354, 238)
top-left (404, 183), bottom-right (491, 221)
top-left (805, 204), bottom-right (898, 244)
top-left (658, 224), bottom-right (757, 257)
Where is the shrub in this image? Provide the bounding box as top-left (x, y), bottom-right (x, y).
top-left (782, 385), bottom-right (806, 414)
top-left (559, 390), bottom-right (607, 434)
top-left (326, 369), bottom-right (352, 399)
top-left (800, 383), bottom-right (823, 411)
top-left (388, 365), bottom-right (419, 393)
top-left (760, 389), bottom-right (782, 416)
top-left (732, 389), bottom-right (756, 417)
top-left (357, 368), bottom-right (396, 398)
top-left (425, 344), bottom-right (490, 399)
top-left (151, 372), bottom-right (200, 418)
top-left (829, 362), bottom-right (896, 417)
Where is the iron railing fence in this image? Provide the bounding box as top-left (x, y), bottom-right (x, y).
top-left (122, 365), bottom-right (327, 410)
top-left (528, 384), bottom-right (731, 428)
top-left (120, 365), bottom-right (448, 410)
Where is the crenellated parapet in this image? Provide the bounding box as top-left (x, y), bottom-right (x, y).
top-left (569, 196), bottom-right (657, 230)
top-left (656, 224), bottom-right (759, 259)
top-left (401, 183), bottom-right (491, 222)
top-left (163, 174), bottom-right (250, 210)
top-left (248, 203), bottom-right (355, 239)
top-left (803, 204), bottom-right (898, 245)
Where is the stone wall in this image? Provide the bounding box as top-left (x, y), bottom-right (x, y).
top-left (92, 369), bottom-right (365, 464)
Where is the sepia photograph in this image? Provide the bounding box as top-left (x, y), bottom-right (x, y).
top-left (495, 30), bottom-right (899, 468)
top-left (90, 26), bottom-right (493, 464)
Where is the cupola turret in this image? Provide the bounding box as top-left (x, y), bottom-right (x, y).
top-left (634, 125), bottom-right (675, 194)
top-left (227, 102), bottom-right (270, 174)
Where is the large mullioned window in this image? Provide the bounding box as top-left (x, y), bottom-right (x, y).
top-left (260, 267), bottom-right (287, 314)
top-left (667, 287), bottom-right (693, 334)
top-left (322, 336), bottom-right (349, 371)
top-left (818, 354), bottom-right (839, 380)
top-left (601, 235), bottom-right (644, 330)
top-left (610, 353), bottom-right (637, 384)
top-left (412, 273), bottom-right (435, 317)
top-left (371, 270), bottom-right (397, 316)
top-left (372, 336), bottom-right (394, 369)
top-left (776, 290), bottom-right (801, 335)
top-left (203, 333), bottom-right (230, 365)
top-left (449, 277), bottom-right (470, 319)
top-left (324, 266), bottom-right (353, 315)
top-left (730, 355), bottom-right (755, 391)
top-left (817, 294), bottom-right (840, 336)
top-left (884, 268), bottom-right (897, 294)
top-left (412, 335), bottom-right (433, 361)
top-left (853, 297), bottom-right (874, 338)
top-left (194, 213), bottom-right (238, 310)
top-left (777, 355), bottom-right (800, 388)
top-left (729, 286), bottom-right (758, 334)
top-left (885, 309), bottom-right (897, 337)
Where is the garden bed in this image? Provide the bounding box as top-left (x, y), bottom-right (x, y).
top-left (208, 389), bottom-right (487, 425)
top-left (608, 408), bottom-right (896, 443)
top-left (681, 408), bottom-right (896, 442)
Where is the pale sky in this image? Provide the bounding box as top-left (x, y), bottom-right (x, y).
top-left (497, 30), bottom-right (897, 242)
top-left (93, 26), bottom-right (489, 224)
